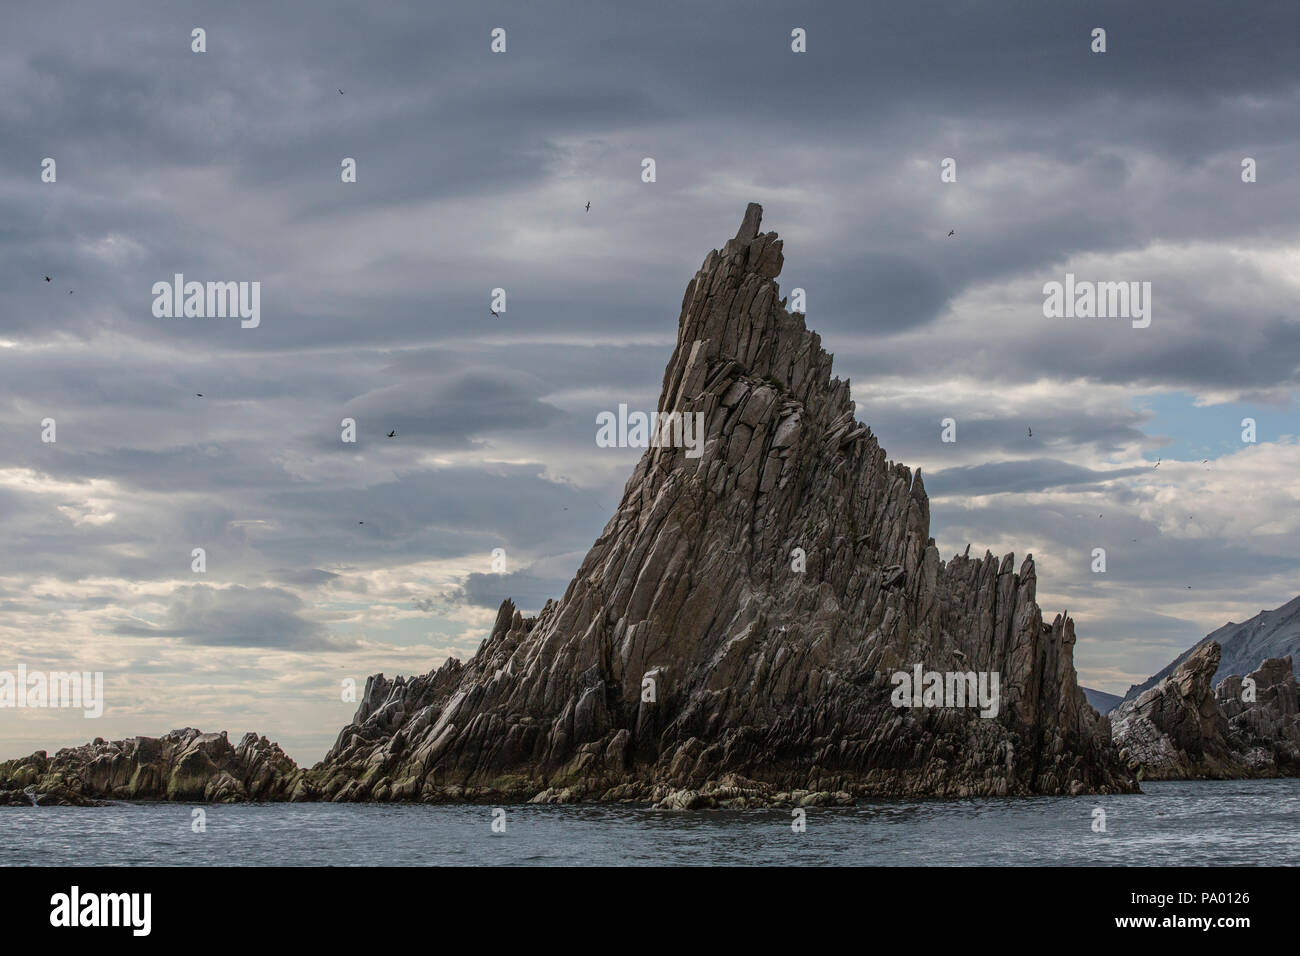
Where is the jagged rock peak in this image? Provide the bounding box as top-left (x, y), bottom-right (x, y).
top-left (307, 204), bottom-right (1136, 804)
top-left (661, 203), bottom-right (848, 433)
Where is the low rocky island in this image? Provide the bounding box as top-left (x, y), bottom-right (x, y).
top-left (0, 728), bottom-right (311, 806)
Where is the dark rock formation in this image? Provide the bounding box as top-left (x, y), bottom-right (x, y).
top-left (1111, 643), bottom-right (1238, 779)
top-left (0, 728), bottom-right (313, 805)
top-left (1112, 643), bottom-right (1300, 779)
top-left (1215, 656), bottom-right (1300, 775)
top-left (311, 203), bottom-right (1136, 805)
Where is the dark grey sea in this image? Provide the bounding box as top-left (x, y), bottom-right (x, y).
top-left (2, 778), bottom-right (1296, 866)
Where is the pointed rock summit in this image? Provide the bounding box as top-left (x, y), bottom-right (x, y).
top-left (314, 204), bottom-right (1136, 804)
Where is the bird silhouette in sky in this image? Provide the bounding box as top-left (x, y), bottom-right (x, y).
top-left (585, 201), bottom-right (591, 212)
top-left (387, 430), bottom-right (396, 438)
top-left (947, 229), bottom-right (955, 238)
top-left (490, 309), bottom-right (499, 318)
top-left (1026, 427), bottom-right (1032, 437)
top-left (43, 276), bottom-right (51, 282)
top-left (338, 89), bottom-right (344, 95)
top-left (195, 393), bottom-right (203, 398)
top-left (1154, 459), bottom-right (1161, 469)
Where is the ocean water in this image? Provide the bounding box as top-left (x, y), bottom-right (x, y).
top-left (2, 778), bottom-right (1297, 866)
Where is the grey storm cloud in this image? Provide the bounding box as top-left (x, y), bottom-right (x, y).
top-left (925, 460), bottom-right (1150, 498)
top-left (268, 568), bottom-right (341, 589)
top-left (850, 403), bottom-right (1154, 468)
top-left (112, 584), bottom-right (342, 650)
top-left (443, 569), bottom-right (575, 616)
top-left (335, 367), bottom-right (564, 448)
top-left (257, 463), bottom-right (613, 565)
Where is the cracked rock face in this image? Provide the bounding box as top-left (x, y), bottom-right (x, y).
top-left (312, 204), bottom-right (1136, 804)
top-left (0, 728), bottom-right (313, 805)
top-left (1215, 655), bottom-right (1300, 775)
top-left (1112, 643), bottom-right (1300, 779)
top-left (1111, 642), bottom-right (1236, 779)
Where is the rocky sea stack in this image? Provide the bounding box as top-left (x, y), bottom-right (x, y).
top-left (312, 204), bottom-right (1137, 806)
top-left (1112, 642), bottom-right (1300, 780)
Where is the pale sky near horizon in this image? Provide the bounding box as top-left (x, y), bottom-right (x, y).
top-left (2, 1), bottom-right (1298, 762)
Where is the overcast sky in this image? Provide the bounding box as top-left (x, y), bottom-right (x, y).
top-left (2, 1), bottom-right (1298, 762)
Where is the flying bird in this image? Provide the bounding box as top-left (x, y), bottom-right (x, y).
top-left (947, 229), bottom-right (955, 238)
top-left (490, 309), bottom-right (499, 318)
top-left (338, 89), bottom-right (345, 95)
top-left (195, 393), bottom-right (203, 398)
top-left (1026, 427), bottom-right (1032, 438)
top-left (43, 276), bottom-right (51, 282)
top-left (387, 430), bottom-right (396, 438)
top-left (585, 201), bottom-right (591, 212)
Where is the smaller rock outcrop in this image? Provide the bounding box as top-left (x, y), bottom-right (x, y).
top-left (0, 728), bottom-right (314, 805)
top-left (1215, 655), bottom-right (1300, 775)
top-left (1112, 643), bottom-right (1300, 779)
top-left (1111, 643), bottom-right (1236, 779)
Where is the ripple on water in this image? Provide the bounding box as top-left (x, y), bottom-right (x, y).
top-left (1, 778), bottom-right (1297, 866)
